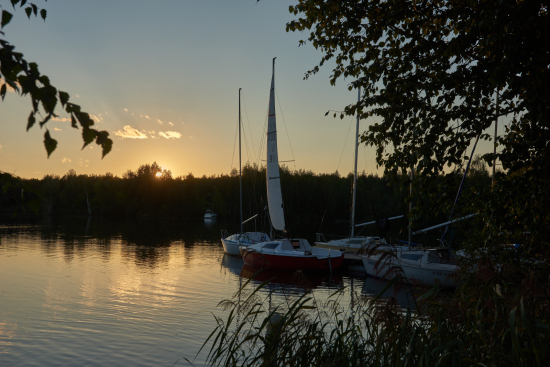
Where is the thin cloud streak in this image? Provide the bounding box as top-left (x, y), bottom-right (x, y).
top-left (159, 131), bottom-right (182, 139)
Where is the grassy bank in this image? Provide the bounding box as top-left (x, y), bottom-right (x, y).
top-left (197, 257), bottom-right (550, 367)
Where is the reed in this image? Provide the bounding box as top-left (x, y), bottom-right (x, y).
top-left (196, 265), bottom-right (550, 367)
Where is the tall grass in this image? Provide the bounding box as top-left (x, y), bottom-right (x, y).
top-left (195, 265), bottom-right (550, 367)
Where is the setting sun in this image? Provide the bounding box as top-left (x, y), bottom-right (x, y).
top-left (155, 172), bottom-right (162, 178)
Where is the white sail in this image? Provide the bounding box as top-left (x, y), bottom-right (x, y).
top-left (266, 59), bottom-right (286, 232)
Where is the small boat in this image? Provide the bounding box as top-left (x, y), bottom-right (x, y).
top-left (240, 58), bottom-right (344, 271)
top-left (220, 89), bottom-right (270, 256)
top-left (222, 231), bottom-right (270, 256)
top-left (361, 247), bottom-right (458, 287)
top-left (204, 210), bottom-right (218, 219)
top-left (241, 238), bottom-right (344, 271)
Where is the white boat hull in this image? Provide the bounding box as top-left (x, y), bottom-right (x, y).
top-left (362, 248), bottom-right (458, 287)
top-left (221, 232), bottom-right (270, 256)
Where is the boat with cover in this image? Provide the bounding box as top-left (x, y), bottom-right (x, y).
top-left (361, 247), bottom-right (458, 287)
top-left (221, 89), bottom-right (270, 256)
top-left (360, 147), bottom-right (480, 288)
top-left (240, 58), bottom-right (344, 271)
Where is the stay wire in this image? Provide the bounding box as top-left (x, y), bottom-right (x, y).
top-left (275, 89), bottom-right (297, 171)
top-left (318, 115), bottom-right (356, 234)
top-left (241, 91), bottom-right (261, 220)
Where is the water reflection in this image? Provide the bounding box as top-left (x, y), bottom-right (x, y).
top-left (220, 254), bottom-right (243, 277)
top-left (361, 276), bottom-right (417, 309)
top-left (240, 264), bottom-right (344, 292)
top-left (2, 216), bottom-right (405, 367)
top-left (0, 215), bottom-right (228, 269)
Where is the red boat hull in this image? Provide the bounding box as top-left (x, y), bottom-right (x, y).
top-left (240, 248), bottom-right (344, 271)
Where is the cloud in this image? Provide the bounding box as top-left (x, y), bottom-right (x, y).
top-left (113, 125), bottom-right (148, 139)
top-left (90, 114), bottom-right (104, 123)
top-left (62, 157), bottom-right (72, 163)
top-left (52, 117), bottom-right (71, 123)
top-left (79, 159), bottom-right (89, 167)
top-left (54, 127), bottom-right (62, 131)
top-left (157, 119), bottom-right (164, 125)
top-left (168, 122), bottom-right (174, 126)
top-left (159, 131), bottom-right (182, 139)
top-left (189, 135), bottom-right (194, 139)
top-left (124, 108), bottom-right (128, 112)
top-left (0, 143), bottom-right (2, 150)
top-left (52, 113), bottom-right (103, 124)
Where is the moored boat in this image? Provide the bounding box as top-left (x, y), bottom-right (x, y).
top-left (315, 87), bottom-right (403, 255)
top-left (241, 238), bottom-right (344, 271)
top-left (204, 210), bottom-right (217, 219)
top-left (220, 88), bottom-right (269, 256)
top-left (315, 234), bottom-right (389, 254)
top-left (362, 247), bottom-right (458, 287)
top-left (240, 58), bottom-right (344, 272)
top-left (222, 231), bottom-right (270, 256)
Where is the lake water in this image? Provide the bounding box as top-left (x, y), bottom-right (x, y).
top-left (0, 216), bottom-right (414, 366)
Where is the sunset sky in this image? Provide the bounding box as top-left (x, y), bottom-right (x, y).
top-left (0, 0), bottom-right (498, 180)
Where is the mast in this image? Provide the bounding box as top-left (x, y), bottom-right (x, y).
top-left (239, 88), bottom-right (243, 234)
top-left (409, 110), bottom-right (416, 247)
top-left (408, 167), bottom-right (413, 247)
top-left (350, 87), bottom-right (360, 237)
top-left (492, 90), bottom-right (499, 186)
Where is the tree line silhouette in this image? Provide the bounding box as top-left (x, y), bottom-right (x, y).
top-left (0, 160), bottom-right (491, 241)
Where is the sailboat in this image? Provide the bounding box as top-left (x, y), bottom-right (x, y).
top-left (221, 88), bottom-right (271, 256)
top-left (240, 58), bottom-right (344, 271)
top-left (314, 88), bottom-right (404, 254)
top-left (360, 136), bottom-right (480, 288)
top-left (361, 247), bottom-right (458, 287)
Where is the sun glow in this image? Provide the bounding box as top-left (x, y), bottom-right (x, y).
top-left (155, 172), bottom-right (162, 178)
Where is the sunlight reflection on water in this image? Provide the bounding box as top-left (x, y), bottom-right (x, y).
top-left (0, 217), bottom-right (410, 366)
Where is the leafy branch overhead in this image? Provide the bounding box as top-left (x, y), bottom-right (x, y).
top-left (0, 0), bottom-right (112, 158)
top-left (286, 0), bottom-right (550, 246)
top-left (287, 0), bottom-right (549, 176)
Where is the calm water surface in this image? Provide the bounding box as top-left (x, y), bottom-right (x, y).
top-left (0, 216), bottom-right (413, 366)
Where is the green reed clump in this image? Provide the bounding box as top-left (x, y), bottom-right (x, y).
top-left (196, 266), bottom-right (550, 367)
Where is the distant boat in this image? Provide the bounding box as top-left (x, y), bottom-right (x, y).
top-left (221, 88), bottom-right (270, 256)
top-left (204, 210), bottom-right (218, 219)
top-left (240, 58), bottom-right (344, 271)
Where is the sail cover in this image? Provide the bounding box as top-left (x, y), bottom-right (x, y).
top-left (266, 59), bottom-right (286, 232)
